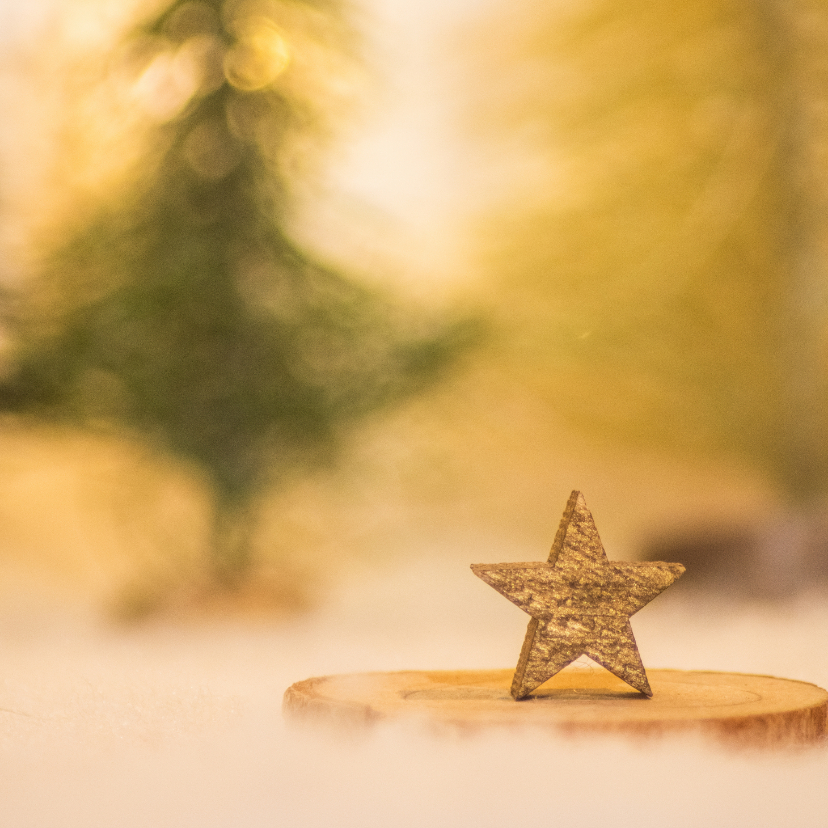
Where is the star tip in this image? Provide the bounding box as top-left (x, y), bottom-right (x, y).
top-left (669, 562), bottom-right (686, 581)
top-left (470, 564), bottom-right (492, 583)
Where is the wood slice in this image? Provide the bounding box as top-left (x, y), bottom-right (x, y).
top-left (283, 668), bottom-right (828, 748)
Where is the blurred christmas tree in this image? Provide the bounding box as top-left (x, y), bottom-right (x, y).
top-left (0, 0), bottom-right (472, 586)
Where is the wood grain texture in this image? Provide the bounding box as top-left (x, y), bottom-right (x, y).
top-left (283, 668), bottom-right (828, 748)
top-left (472, 491), bottom-right (684, 699)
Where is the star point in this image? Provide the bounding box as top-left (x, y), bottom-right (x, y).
top-left (472, 490), bottom-right (684, 700)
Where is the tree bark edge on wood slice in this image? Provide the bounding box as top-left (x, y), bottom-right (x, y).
top-left (282, 668), bottom-right (828, 748)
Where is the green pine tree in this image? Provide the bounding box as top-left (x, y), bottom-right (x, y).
top-left (0, 0), bottom-right (473, 585)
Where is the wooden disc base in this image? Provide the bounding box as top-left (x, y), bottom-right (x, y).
top-left (283, 668), bottom-right (828, 748)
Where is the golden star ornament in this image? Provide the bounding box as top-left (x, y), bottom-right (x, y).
top-left (472, 491), bottom-right (685, 699)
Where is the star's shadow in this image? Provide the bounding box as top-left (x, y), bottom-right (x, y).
top-left (403, 684), bottom-right (647, 703)
top-left (527, 686), bottom-right (646, 702)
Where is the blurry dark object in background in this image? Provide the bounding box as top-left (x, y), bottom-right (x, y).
top-left (642, 523), bottom-right (758, 593)
top-left (642, 510), bottom-right (828, 599)
top-left (0, 0), bottom-right (476, 591)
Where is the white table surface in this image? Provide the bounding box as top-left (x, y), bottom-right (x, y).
top-left (1, 555), bottom-right (827, 827)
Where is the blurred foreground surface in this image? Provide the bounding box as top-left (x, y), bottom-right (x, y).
top-left (1, 558), bottom-right (828, 826)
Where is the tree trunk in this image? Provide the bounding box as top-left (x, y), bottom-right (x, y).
top-left (209, 498), bottom-right (256, 587)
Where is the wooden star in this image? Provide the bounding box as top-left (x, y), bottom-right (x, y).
top-left (472, 491), bottom-right (685, 699)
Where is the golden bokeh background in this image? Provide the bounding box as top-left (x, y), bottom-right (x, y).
top-left (0, 0), bottom-right (825, 613)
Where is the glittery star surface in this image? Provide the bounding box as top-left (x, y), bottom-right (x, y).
top-left (472, 491), bottom-right (685, 699)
